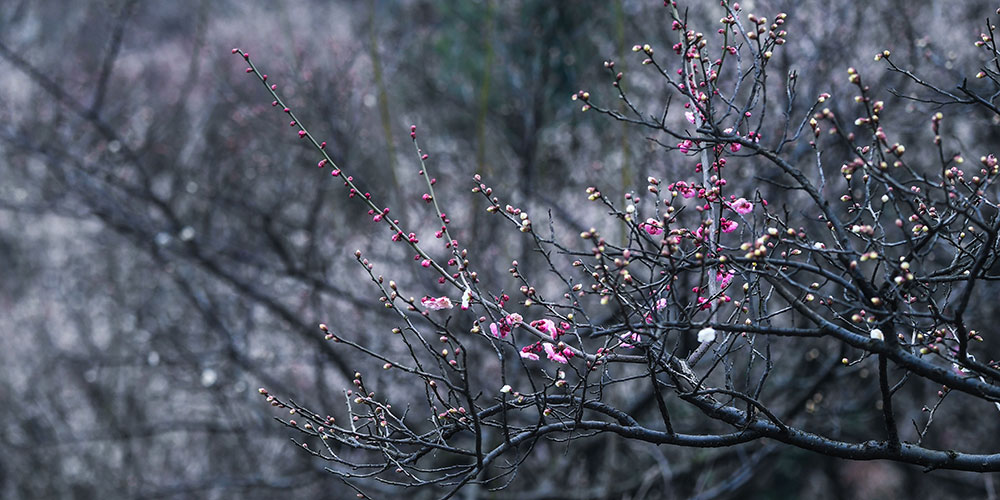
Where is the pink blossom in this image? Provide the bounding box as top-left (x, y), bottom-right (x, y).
top-left (731, 198), bottom-right (754, 215)
top-left (678, 140), bottom-right (694, 154)
top-left (729, 143), bottom-right (742, 153)
top-left (672, 181), bottom-right (697, 198)
top-left (697, 296), bottom-right (711, 310)
top-left (421, 296), bottom-right (454, 310)
top-left (684, 111), bottom-right (697, 124)
top-left (520, 342), bottom-right (543, 361)
top-left (619, 331), bottom-right (641, 348)
top-left (719, 218), bottom-right (738, 233)
top-left (530, 319), bottom-right (559, 340)
top-left (717, 271), bottom-right (734, 289)
top-left (655, 298), bottom-right (668, 311)
top-left (641, 218), bottom-right (664, 236)
top-left (490, 313), bottom-right (523, 339)
top-left (543, 342), bottom-right (570, 364)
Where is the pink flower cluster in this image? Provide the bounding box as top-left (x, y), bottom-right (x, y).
top-left (670, 181), bottom-right (698, 198)
top-left (519, 341), bottom-right (575, 364)
top-left (520, 342), bottom-right (543, 360)
top-left (489, 313), bottom-right (523, 339)
top-left (619, 331), bottom-right (642, 348)
top-left (729, 197), bottom-right (754, 215)
top-left (421, 296), bottom-right (454, 310)
top-left (690, 270), bottom-right (736, 310)
top-left (717, 270), bottom-right (735, 289)
top-left (694, 218), bottom-right (738, 242)
top-left (640, 218), bottom-right (664, 236)
top-left (530, 318), bottom-right (563, 340)
top-left (643, 297), bottom-right (670, 324)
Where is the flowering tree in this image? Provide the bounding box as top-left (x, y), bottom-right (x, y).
top-left (233, 2), bottom-right (1000, 497)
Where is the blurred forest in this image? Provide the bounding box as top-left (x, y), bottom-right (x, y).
top-left (2, 0), bottom-right (1000, 498)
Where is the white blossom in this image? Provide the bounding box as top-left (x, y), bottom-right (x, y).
top-left (697, 327), bottom-right (717, 343)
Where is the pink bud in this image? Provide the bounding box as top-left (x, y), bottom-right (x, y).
top-left (421, 154), bottom-right (429, 160)
top-left (320, 141), bottom-right (326, 149)
top-left (262, 74), bottom-right (267, 81)
top-left (298, 130), bottom-right (306, 138)
top-left (331, 169), bottom-right (341, 176)
top-left (318, 159), bottom-right (327, 168)
top-left (289, 121), bottom-right (296, 127)
top-left (270, 84), bottom-right (277, 90)
top-left (283, 107), bottom-right (290, 113)
top-left (421, 260), bottom-right (432, 268)
top-left (232, 48), bottom-right (239, 54)
top-left (246, 68), bottom-right (253, 73)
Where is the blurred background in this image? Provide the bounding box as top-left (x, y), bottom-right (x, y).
top-left (2, 0), bottom-right (999, 498)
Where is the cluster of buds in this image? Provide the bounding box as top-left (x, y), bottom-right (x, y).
top-left (632, 43), bottom-right (654, 55)
top-left (473, 174), bottom-right (499, 214)
top-left (632, 43), bottom-right (655, 65)
top-left (743, 12), bottom-right (786, 46)
top-left (858, 250), bottom-right (879, 262)
top-left (847, 66), bottom-right (861, 85)
top-left (982, 154), bottom-right (999, 175)
top-left (603, 60), bottom-right (624, 87)
top-left (647, 176), bottom-right (660, 194)
top-left (850, 224), bottom-right (875, 236)
top-left (892, 258), bottom-right (915, 285)
top-left (975, 31), bottom-right (994, 47)
top-left (437, 406), bottom-right (469, 424)
top-left (809, 104), bottom-right (834, 138)
top-left (740, 232), bottom-right (773, 260)
top-left (872, 49), bottom-right (891, 61)
top-left (840, 158), bottom-right (866, 180)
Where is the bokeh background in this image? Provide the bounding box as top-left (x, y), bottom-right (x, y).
top-left (2, 0), bottom-right (1000, 498)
